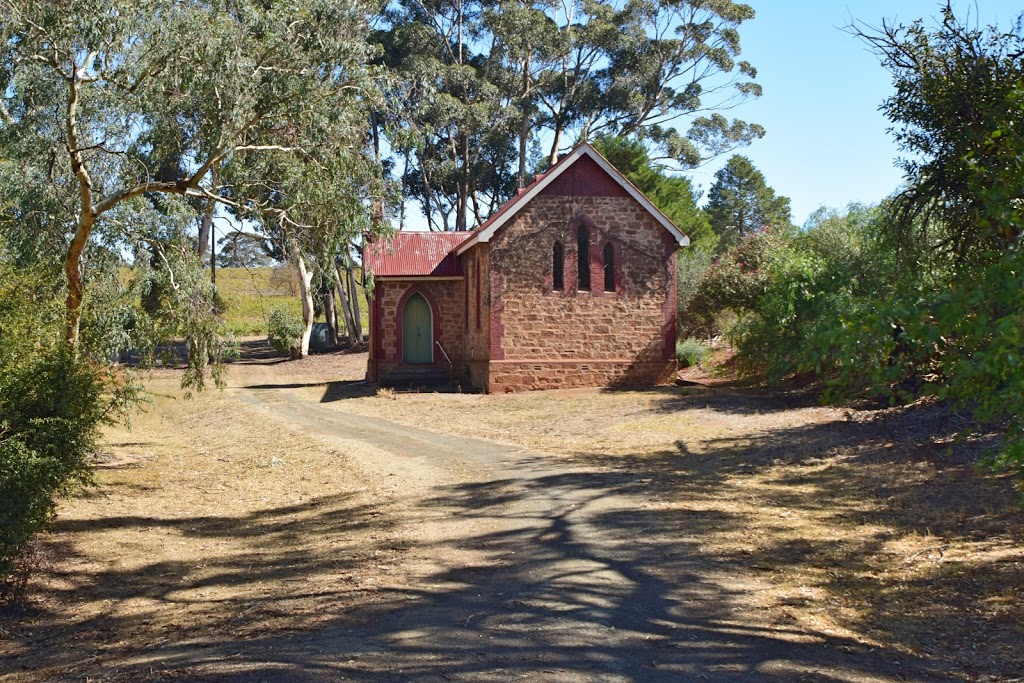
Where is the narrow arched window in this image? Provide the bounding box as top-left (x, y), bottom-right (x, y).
top-left (577, 225), bottom-right (590, 291)
top-left (552, 242), bottom-right (564, 291)
top-left (603, 242), bottom-right (615, 292)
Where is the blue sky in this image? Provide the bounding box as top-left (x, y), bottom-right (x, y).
top-left (695, 0), bottom-right (1024, 226)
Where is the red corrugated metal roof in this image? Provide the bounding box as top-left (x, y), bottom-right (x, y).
top-left (364, 231), bottom-right (473, 277)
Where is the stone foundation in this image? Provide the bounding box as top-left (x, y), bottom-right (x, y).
top-left (467, 360), bottom-right (490, 391)
top-left (487, 359), bottom-right (678, 393)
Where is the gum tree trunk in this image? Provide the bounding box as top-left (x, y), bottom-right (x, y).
top-left (336, 262), bottom-right (358, 344)
top-left (294, 252), bottom-right (315, 358)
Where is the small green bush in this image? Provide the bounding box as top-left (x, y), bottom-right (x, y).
top-left (676, 337), bottom-right (710, 368)
top-left (0, 264), bottom-right (135, 590)
top-left (685, 230), bottom-right (784, 337)
top-left (267, 308), bottom-right (304, 355)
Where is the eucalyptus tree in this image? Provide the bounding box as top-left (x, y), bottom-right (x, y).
top-left (374, 0), bottom-right (763, 232)
top-left (0, 0), bottom-right (379, 355)
top-left (592, 134), bottom-right (715, 251)
top-left (244, 112), bottom-right (391, 357)
top-left (538, 0), bottom-right (764, 169)
top-left (373, 0), bottom-right (519, 232)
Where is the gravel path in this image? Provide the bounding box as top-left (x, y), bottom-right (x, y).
top-left (208, 384), bottom-right (948, 683)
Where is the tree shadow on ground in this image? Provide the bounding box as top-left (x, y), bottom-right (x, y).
top-left (8, 467), bottom-right (945, 683)
top-left (119, 465), bottom-right (964, 680)
top-left (0, 492), bottom-right (402, 681)
top-left (239, 380), bottom-right (379, 400)
top-left (577, 393), bottom-right (1024, 680)
top-left (607, 383), bottom-right (826, 416)
top-left (5, 385), bottom-right (1021, 682)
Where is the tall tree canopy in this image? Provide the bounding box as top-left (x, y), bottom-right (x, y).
top-left (374, 0), bottom-right (764, 231)
top-left (705, 154), bottom-right (791, 251)
top-left (846, 5), bottom-right (1024, 473)
top-left (0, 0), bottom-right (381, 353)
top-left (855, 4), bottom-right (1024, 269)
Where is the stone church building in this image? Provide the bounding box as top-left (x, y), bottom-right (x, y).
top-left (364, 142), bottom-right (689, 392)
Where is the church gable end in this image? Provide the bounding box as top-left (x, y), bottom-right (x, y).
top-left (483, 150), bottom-right (681, 392)
top-left (538, 153), bottom-right (631, 198)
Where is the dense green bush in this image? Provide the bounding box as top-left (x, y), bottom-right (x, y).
top-left (726, 204), bottom-right (896, 383)
top-left (684, 230), bottom-right (784, 337)
top-left (676, 337), bottom-right (710, 368)
top-left (0, 265), bottom-right (133, 588)
top-left (267, 308), bottom-right (305, 355)
top-left (676, 250), bottom-right (715, 335)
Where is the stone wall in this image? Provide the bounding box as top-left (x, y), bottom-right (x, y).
top-left (486, 194), bottom-right (678, 389)
top-left (488, 360), bottom-right (677, 393)
top-left (461, 246), bottom-right (491, 363)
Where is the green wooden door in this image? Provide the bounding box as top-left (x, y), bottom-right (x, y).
top-left (402, 293), bottom-right (433, 363)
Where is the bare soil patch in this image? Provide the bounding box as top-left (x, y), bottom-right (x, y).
top-left (2, 347), bottom-right (1022, 681)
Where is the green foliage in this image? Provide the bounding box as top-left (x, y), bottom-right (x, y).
top-left (267, 308), bottom-right (305, 356)
top-left (685, 230), bottom-right (784, 336)
top-left (376, 0), bottom-right (763, 230)
top-left (0, 261), bottom-right (136, 588)
top-left (216, 232), bottom-right (274, 269)
top-left (683, 202), bottom-right (901, 384)
top-left (835, 8), bottom-right (1024, 476)
top-left (132, 238), bottom-right (237, 392)
top-left (706, 155), bottom-right (792, 252)
top-left (728, 204), bottom-right (895, 383)
top-left (676, 249), bottom-right (716, 335)
top-left (0, 0), bottom-right (381, 367)
top-left (676, 337), bottom-right (710, 368)
top-left (857, 7), bottom-right (1024, 265)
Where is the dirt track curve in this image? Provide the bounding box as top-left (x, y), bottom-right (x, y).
top-left (196, 383), bottom-right (951, 683)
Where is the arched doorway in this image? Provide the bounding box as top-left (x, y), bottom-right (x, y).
top-left (402, 292), bottom-right (433, 363)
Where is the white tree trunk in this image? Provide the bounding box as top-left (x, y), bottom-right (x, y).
top-left (295, 252), bottom-right (315, 358)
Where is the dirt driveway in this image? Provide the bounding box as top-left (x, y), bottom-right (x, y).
top-left (2, 349), bottom-right (1022, 682)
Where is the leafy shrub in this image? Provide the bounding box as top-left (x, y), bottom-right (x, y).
top-left (677, 250), bottom-right (715, 335)
top-left (133, 242), bottom-right (237, 391)
top-left (0, 265), bottom-right (135, 590)
top-left (686, 204), bottom-right (897, 385)
top-left (847, 8), bottom-right (1024, 475)
top-left (267, 308), bottom-right (304, 355)
top-left (684, 230), bottom-right (784, 337)
top-left (676, 337), bottom-right (710, 368)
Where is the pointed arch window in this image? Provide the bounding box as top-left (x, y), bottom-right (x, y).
top-left (552, 242), bottom-right (564, 291)
top-left (603, 242), bottom-right (615, 292)
top-left (577, 224), bottom-right (590, 291)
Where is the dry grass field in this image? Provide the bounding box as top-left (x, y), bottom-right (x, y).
top-left (326, 377), bottom-right (1024, 677)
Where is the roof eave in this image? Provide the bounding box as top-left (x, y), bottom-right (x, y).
top-left (456, 143), bottom-right (689, 251)
top-left (455, 234), bottom-right (480, 256)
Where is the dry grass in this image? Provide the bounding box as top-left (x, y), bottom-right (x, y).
top-left (215, 266), bottom-right (369, 337)
top-left (3, 353), bottom-right (1023, 681)
top-left (0, 371), bottom-right (406, 682)
top-left (316, 377), bottom-right (1024, 678)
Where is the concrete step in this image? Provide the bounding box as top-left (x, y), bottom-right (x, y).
top-left (380, 366), bottom-right (476, 393)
